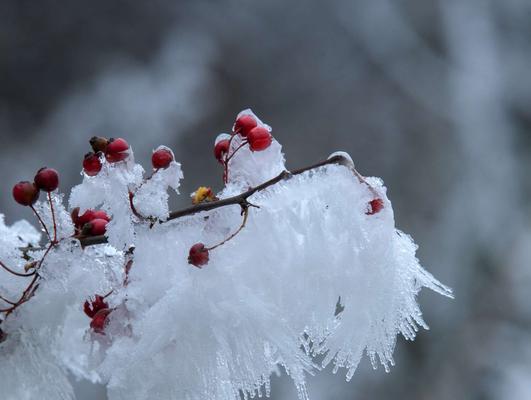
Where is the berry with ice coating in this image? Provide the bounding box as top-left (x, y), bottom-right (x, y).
top-left (152, 148), bottom-right (174, 169)
top-left (188, 243), bottom-right (209, 267)
top-left (88, 218), bottom-right (108, 235)
top-left (214, 139), bottom-right (230, 163)
top-left (366, 198), bottom-right (384, 215)
top-left (34, 167), bottom-right (59, 192)
top-left (83, 152), bottom-right (102, 176)
top-left (105, 138), bottom-right (129, 163)
top-left (90, 308), bottom-right (112, 334)
top-left (12, 181), bottom-right (39, 206)
top-left (247, 126), bottom-right (272, 151)
top-left (234, 114), bottom-right (257, 137)
top-left (84, 295), bottom-right (109, 318)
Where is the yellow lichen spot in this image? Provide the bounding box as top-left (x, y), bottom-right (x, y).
top-left (191, 186), bottom-right (218, 205)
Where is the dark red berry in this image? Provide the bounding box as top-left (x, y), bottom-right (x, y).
top-left (83, 152), bottom-right (102, 176)
top-left (88, 218), bottom-right (108, 235)
top-left (92, 210), bottom-right (110, 222)
top-left (34, 167), bottom-right (59, 192)
top-left (90, 308), bottom-right (112, 334)
top-left (247, 127), bottom-right (272, 151)
top-left (151, 148), bottom-right (174, 169)
top-left (234, 114), bottom-right (257, 137)
top-left (105, 138), bottom-right (129, 163)
top-left (188, 243), bottom-right (209, 268)
top-left (12, 181), bottom-right (39, 206)
top-left (366, 198), bottom-right (384, 215)
top-left (89, 136), bottom-right (109, 153)
top-left (214, 139), bottom-right (230, 163)
top-left (76, 209), bottom-right (97, 227)
top-left (83, 295), bottom-right (109, 318)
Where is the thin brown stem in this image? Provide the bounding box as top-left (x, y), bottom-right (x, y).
top-left (0, 260), bottom-right (36, 277)
top-left (48, 192), bottom-right (58, 243)
top-left (30, 205), bottom-right (51, 243)
top-left (206, 207), bottom-right (249, 251)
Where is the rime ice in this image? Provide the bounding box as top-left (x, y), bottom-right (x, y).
top-left (0, 113), bottom-right (451, 400)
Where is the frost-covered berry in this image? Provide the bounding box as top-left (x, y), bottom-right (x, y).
top-left (88, 218), bottom-right (108, 235)
top-left (214, 139), bottom-right (230, 163)
top-left (366, 198), bottom-right (384, 215)
top-left (84, 295), bottom-right (109, 318)
top-left (83, 152), bottom-right (102, 176)
top-left (234, 114), bottom-right (257, 137)
top-left (90, 308), bottom-right (112, 334)
top-left (34, 167), bottom-right (59, 192)
top-left (89, 136), bottom-right (109, 153)
top-left (247, 126), bottom-right (272, 151)
top-left (12, 181), bottom-right (39, 206)
top-left (188, 243), bottom-right (209, 267)
top-left (105, 138), bottom-right (129, 163)
top-left (152, 148), bottom-right (174, 169)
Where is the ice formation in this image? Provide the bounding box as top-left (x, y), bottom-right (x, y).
top-left (0, 110), bottom-right (452, 400)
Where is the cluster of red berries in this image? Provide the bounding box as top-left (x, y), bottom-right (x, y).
top-left (84, 294), bottom-right (111, 334)
top-left (12, 167), bottom-right (59, 206)
top-left (214, 113), bottom-right (273, 164)
top-left (83, 137), bottom-right (130, 176)
top-left (71, 207), bottom-right (110, 236)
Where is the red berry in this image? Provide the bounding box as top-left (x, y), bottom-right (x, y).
top-left (90, 308), bottom-right (112, 334)
top-left (76, 209), bottom-right (96, 227)
top-left (83, 152), bottom-right (102, 176)
top-left (92, 210), bottom-right (110, 222)
top-left (234, 114), bottom-right (257, 137)
top-left (214, 139), bottom-right (230, 163)
top-left (366, 198), bottom-right (384, 215)
top-left (89, 136), bottom-right (109, 153)
top-left (105, 138), bottom-right (129, 163)
top-left (247, 127), bottom-right (272, 151)
top-left (151, 148), bottom-right (174, 169)
top-left (12, 181), bottom-right (39, 206)
top-left (88, 218), bottom-right (108, 235)
top-left (188, 243), bottom-right (209, 268)
top-left (34, 167), bottom-right (59, 192)
top-left (83, 295), bottom-right (109, 318)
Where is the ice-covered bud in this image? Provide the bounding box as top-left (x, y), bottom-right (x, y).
top-left (214, 133), bottom-right (231, 163)
top-left (328, 151), bottom-right (355, 169)
top-left (83, 295), bottom-right (109, 318)
top-left (151, 147), bottom-right (174, 169)
top-left (233, 114), bottom-right (257, 137)
top-left (105, 138), bottom-right (129, 163)
top-left (90, 308), bottom-right (112, 334)
top-left (188, 243), bottom-right (209, 268)
top-left (191, 186), bottom-right (218, 205)
top-left (12, 181), bottom-right (39, 206)
top-left (34, 167), bottom-right (59, 192)
top-left (83, 152), bottom-right (102, 176)
top-left (89, 136), bottom-right (109, 153)
top-left (247, 126), bottom-right (272, 151)
top-left (367, 198), bottom-right (384, 215)
top-left (87, 218), bottom-right (108, 235)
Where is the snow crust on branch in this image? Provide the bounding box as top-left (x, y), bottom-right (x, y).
top-left (0, 115), bottom-right (451, 400)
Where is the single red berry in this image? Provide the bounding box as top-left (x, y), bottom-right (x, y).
top-left (83, 152), bottom-right (102, 176)
top-left (34, 167), bottom-right (59, 192)
top-left (83, 295), bottom-right (109, 318)
top-left (12, 181), bottom-right (39, 206)
top-left (88, 218), bottom-right (108, 235)
top-left (366, 198), bottom-right (384, 215)
top-left (151, 148), bottom-right (174, 169)
top-left (188, 243), bottom-right (209, 268)
top-left (105, 138), bottom-right (129, 163)
top-left (214, 139), bottom-right (230, 163)
top-left (89, 136), bottom-right (109, 153)
top-left (233, 114), bottom-right (257, 137)
top-left (90, 308), bottom-right (112, 334)
top-left (247, 126), bottom-right (272, 151)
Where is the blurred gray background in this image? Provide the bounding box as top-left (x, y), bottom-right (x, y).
top-left (1, 0), bottom-right (530, 399)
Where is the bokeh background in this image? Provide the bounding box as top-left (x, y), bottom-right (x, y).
top-left (1, 1), bottom-right (530, 399)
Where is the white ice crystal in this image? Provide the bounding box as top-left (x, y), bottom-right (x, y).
top-left (0, 113), bottom-right (451, 400)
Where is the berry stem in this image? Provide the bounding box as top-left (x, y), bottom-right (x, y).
top-left (0, 295), bottom-right (16, 306)
top-left (30, 205), bottom-right (52, 243)
top-left (48, 192), bottom-right (58, 243)
top-left (206, 206), bottom-right (249, 251)
top-left (0, 260), bottom-right (36, 277)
